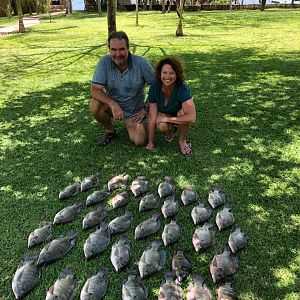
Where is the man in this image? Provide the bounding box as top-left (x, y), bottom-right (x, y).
top-left (90, 31), bottom-right (154, 146)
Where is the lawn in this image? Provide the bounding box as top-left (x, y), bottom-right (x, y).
top-left (0, 9), bottom-right (299, 300)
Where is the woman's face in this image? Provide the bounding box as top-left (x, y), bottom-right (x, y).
top-left (161, 64), bottom-right (176, 88)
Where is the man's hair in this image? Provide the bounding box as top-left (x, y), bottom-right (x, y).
top-left (154, 56), bottom-right (185, 85)
top-left (108, 31), bottom-right (130, 49)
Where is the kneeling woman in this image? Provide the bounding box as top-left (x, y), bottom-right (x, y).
top-left (146, 57), bottom-right (196, 155)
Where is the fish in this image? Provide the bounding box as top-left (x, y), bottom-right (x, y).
top-left (138, 240), bottom-right (166, 278)
top-left (81, 172), bottom-right (100, 192)
top-left (208, 186), bottom-right (226, 208)
top-left (80, 267), bottom-right (109, 300)
top-left (84, 222), bottom-right (111, 260)
top-left (110, 235), bottom-right (131, 272)
top-left (192, 223), bottom-right (216, 252)
top-left (27, 221), bottom-right (53, 248)
top-left (53, 202), bottom-right (84, 225)
top-left (12, 253), bottom-right (41, 300)
top-left (161, 193), bottom-right (180, 218)
top-left (108, 210), bottom-right (133, 235)
top-left (181, 185), bottom-right (199, 206)
top-left (37, 230), bottom-right (77, 266)
top-left (217, 278), bottom-right (237, 300)
top-left (210, 246), bottom-right (239, 283)
top-left (191, 202), bottom-right (213, 225)
top-left (216, 205), bottom-right (235, 231)
top-left (139, 193), bottom-right (160, 212)
top-left (187, 275), bottom-right (212, 300)
top-left (46, 268), bottom-right (76, 300)
top-left (59, 181), bottom-right (81, 200)
top-left (134, 211), bottom-right (162, 240)
top-left (158, 176), bottom-right (176, 198)
top-left (111, 190), bottom-right (130, 209)
top-left (158, 272), bottom-right (183, 300)
top-left (162, 220), bottom-right (182, 246)
top-left (172, 250), bottom-right (192, 283)
top-left (130, 176), bottom-right (149, 197)
top-left (228, 225), bottom-right (247, 253)
top-left (107, 173), bottom-right (130, 191)
top-left (82, 204), bottom-right (108, 230)
top-left (122, 270), bottom-right (148, 300)
top-left (86, 186), bottom-right (110, 206)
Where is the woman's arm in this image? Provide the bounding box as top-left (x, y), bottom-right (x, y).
top-left (156, 99), bottom-right (196, 125)
top-left (146, 103), bottom-right (158, 151)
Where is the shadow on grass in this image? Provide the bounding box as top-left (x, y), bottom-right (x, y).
top-left (0, 46), bottom-right (299, 299)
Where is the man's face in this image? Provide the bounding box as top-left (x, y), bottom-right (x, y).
top-left (109, 38), bottom-right (129, 69)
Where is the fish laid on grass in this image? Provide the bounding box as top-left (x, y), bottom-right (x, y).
top-left (158, 272), bottom-right (183, 300)
top-left (228, 226), bottom-right (247, 253)
top-left (138, 240), bottom-right (166, 278)
top-left (37, 230), bottom-right (77, 266)
top-left (59, 182), bottom-right (81, 200)
top-left (172, 250), bottom-right (192, 283)
top-left (12, 253), bottom-right (41, 300)
top-left (80, 267), bottom-right (109, 300)
top-left (191, 202), bottom-right (213, 225)
top-left (192, 223), bottom-right (216, 252)
top-left (110, 235), bottom-right (131, 272)
top-left (108, 210), bottom-right (133, 235)
top-left (111, 191), bottom-right (130, 209)
top-left (122, 270), bottom-right (148, 300)
top-left (162, 220), bottom-right (182, 246)
top-left (139, 193), bottom-right (160, 212)
top-left (53, 202), bottom-right (84, 225)
top-left (134, 211), bottom-right (162, 240)
top-left (82, 204), bottom-right (108, 230)
top-left (46, 268), bottom-right (76, 300)
top-left (187, 275), bottom-right (212, 300)
top-left (208, 186), bottom-right (226, 208)
top-left (27, 221), bottom-right (53, 248)
top-left (130, 176), bottom-right (149, 197)
top-left (158, 176), bottom-right (176, 198)
top-left (108, 173), bottom-right (130, 191)
top-left (210, 246), bottom-right (239, 283)
top-left (86, 187), bottom-right (110, 206)
top-left (217, 279), bottom-right (237, 300)
top-left (81, 172), bottom-right (100, 192)
top-left (161, 193), bottom-right (180, 218)
top-left (181, 185), bottom-right (199, 206)
top-left (84, 222), bottom-right (111, 260)
top-left (216, 205), bottom-right (235, 231)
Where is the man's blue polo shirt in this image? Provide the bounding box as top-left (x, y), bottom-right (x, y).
top-left (92, 53), bottom-right (154, 118)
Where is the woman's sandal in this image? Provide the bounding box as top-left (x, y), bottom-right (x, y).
top-left (97, 131), bottom-right (117, 147)
top-left (164, 125), bottom-right (179, 143)
top-left (179, 142), bottom-right (192, 156)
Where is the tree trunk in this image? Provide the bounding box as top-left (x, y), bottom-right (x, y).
top-left (18, 13), bottom-right (26, 33)
top-left (98, 0), bottom-right (102, 13)
top-left (161, 0), bottom-right (166, 13)
top-left (107, 0), bottom-right (116, 34)
top-left (66, 0), bottom-right (72, 14)
top-left (149, 0), bottom-right (153, 10)
top-left (260, 0), bottom-right (266, 10)
top-left (136, 0), bottom-right (139, 26)
top-left (176, 0), bottom-right (184, 36)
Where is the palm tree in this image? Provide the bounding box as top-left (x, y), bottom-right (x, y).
top-left (16, 0), bottom-right (26, 33)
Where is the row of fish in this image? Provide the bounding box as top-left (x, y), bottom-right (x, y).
top-left (13, 173), bottom-right (246, 299)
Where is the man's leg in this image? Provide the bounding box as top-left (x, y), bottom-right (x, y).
top-left (90, 98), bottom-right (115, 132)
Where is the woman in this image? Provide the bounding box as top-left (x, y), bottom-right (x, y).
top-left (146, 57), bottom-right (196, 155)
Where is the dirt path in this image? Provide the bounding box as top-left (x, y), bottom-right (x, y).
top-left (0, 11), bottom-right (65, 35)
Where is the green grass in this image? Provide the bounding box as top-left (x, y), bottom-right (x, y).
top-left (0, 9), bottom-right (300, 300)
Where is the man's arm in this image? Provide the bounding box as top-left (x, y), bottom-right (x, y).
top-left (91, 83), bottom-right (124, 120)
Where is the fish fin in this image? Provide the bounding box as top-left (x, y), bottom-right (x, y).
top-left (66, 230), bottom-right (77, 239)
top-left (59, 268), bottom-right (76, 279)
top-left (160, 250), bottom-right (167, 268)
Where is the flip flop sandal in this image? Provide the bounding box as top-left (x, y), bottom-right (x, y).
top-left (179, 142), bottom-right (192, 156)
top-left (97, 131), bottom-right (117, 147)
top-left (164, 125), bottom-right (179, 143)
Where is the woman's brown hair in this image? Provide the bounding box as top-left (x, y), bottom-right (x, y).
top-left (154, 56), bottom-right (185, 85)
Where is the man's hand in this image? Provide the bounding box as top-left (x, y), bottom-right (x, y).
top-left (130, 108), bottom-right (147, 123)
top-left (111, 104), bottom-right (124, 120)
